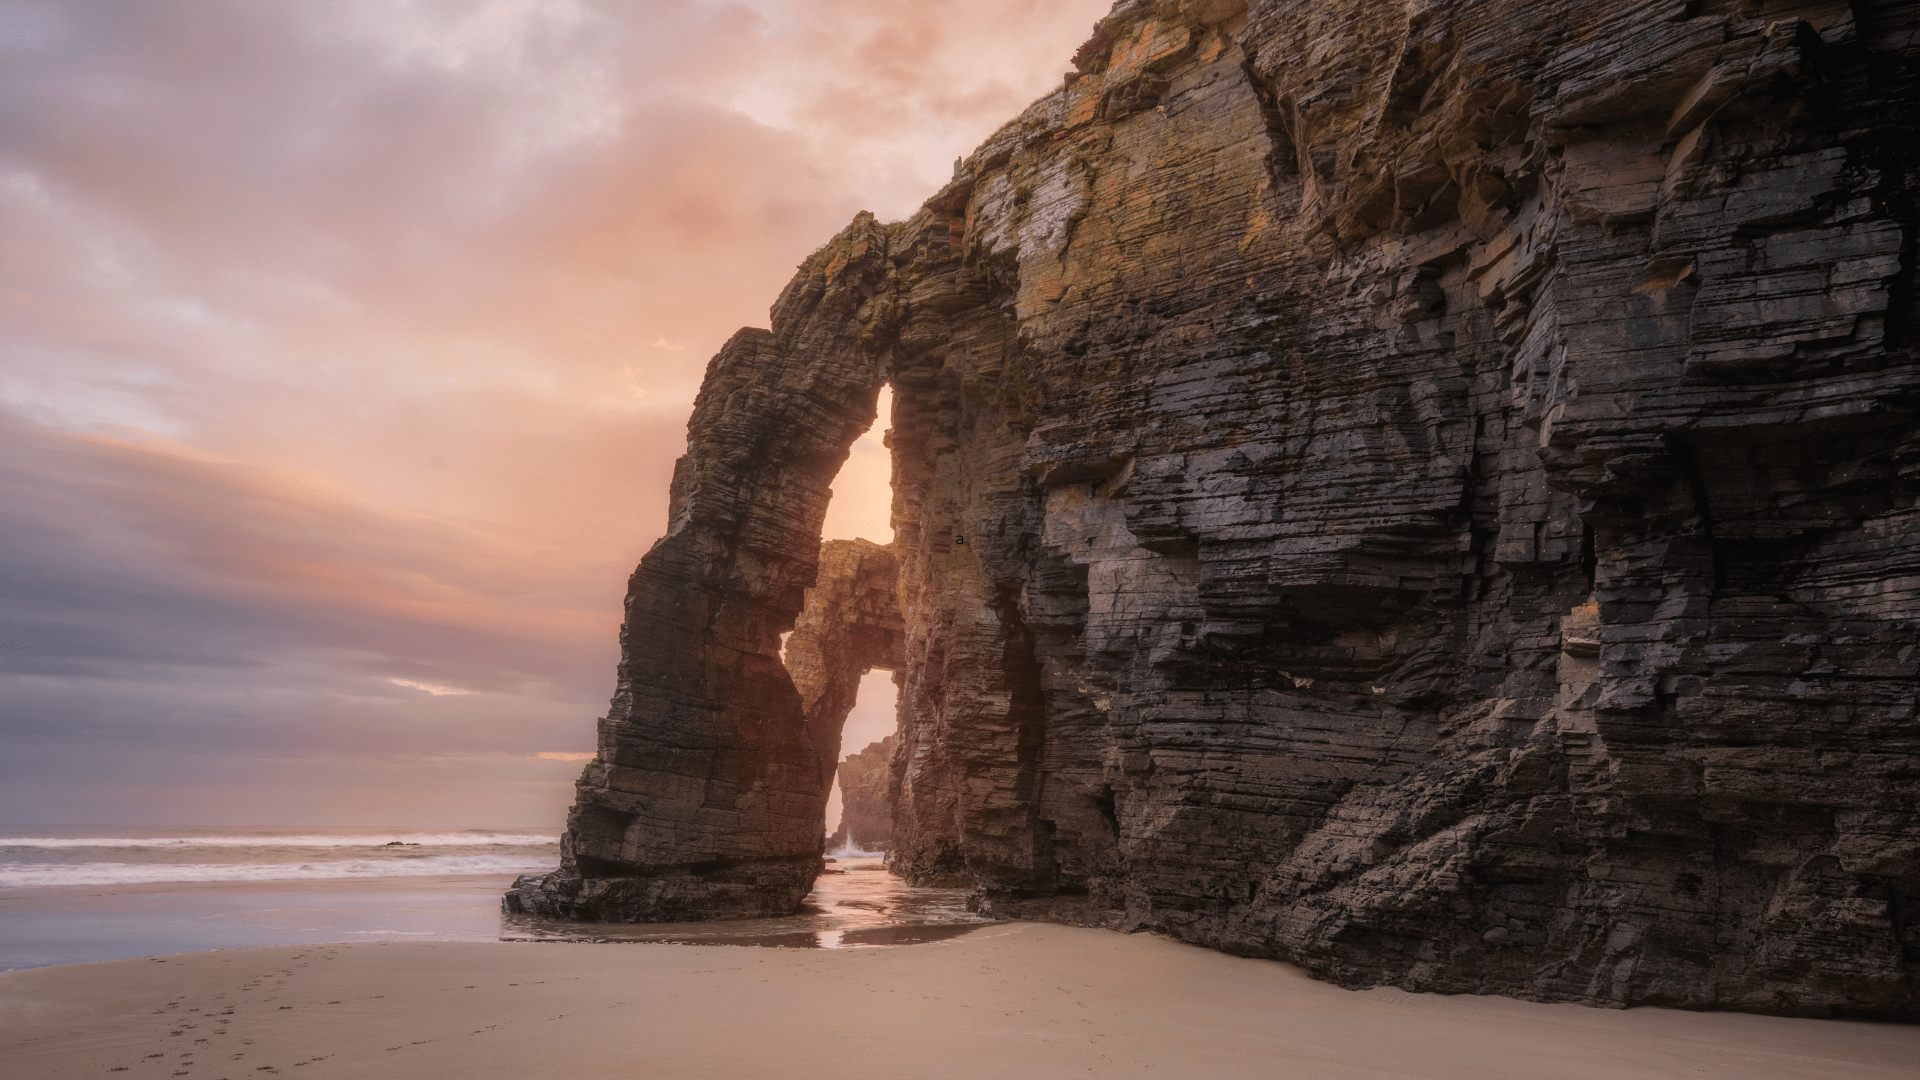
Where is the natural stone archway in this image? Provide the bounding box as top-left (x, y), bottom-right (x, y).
top-left (506, 215), bottom-right (896, 923)
top-left (784, 538), bottom-right (905, 785)
top-left (515, 0), bottom-right (1920, 1019)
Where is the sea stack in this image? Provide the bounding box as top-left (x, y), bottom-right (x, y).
top-left (511, 0), bottom-right (1920, 1020)
top-left (836, 735), bottom-right (898, 852)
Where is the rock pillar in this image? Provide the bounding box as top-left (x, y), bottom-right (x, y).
top-left (508, 215), bottom-right (894, 922)
top-left (783, 538), bottom-right (905, 782)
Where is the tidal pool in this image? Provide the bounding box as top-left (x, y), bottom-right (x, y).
top-left (498, 856), bottom-right (997, 949)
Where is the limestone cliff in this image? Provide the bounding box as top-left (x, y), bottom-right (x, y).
top-left (516, 0), bottom-right (1920, 1019)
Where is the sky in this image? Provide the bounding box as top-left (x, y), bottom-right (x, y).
top-left (0, 0), bottom-right (1112, 827)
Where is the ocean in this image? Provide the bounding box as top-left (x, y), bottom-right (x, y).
top-left (0, 826), bottom-right (561, 971)
top-left (0, 825), bottom-right (562, 889)
top-left (0, 827), bottom-right (989, 971)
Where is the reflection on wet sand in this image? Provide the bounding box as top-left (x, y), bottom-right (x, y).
top-left (499, 857), bottom-right (996, 949)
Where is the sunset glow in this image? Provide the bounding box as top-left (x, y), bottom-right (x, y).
top-left (0, 0), bottom-right (1110, 825)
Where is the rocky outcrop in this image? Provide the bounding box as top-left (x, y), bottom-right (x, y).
top-left (506, 225), bottom-right (896, 923)
top-left (784, 539), bottom-right (905, 782)
top-left (523, 0), bottom-right (1920, 1018)
top-left (836, 735), bottom-right (899, 850)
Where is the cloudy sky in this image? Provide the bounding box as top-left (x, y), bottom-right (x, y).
top-left (0, 0), bottom-right (1110, 827)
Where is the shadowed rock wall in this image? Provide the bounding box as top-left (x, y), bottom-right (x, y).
top-left (522, 0), bottom-right (1920, 1018)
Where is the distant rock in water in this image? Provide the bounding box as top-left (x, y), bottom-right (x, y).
top-left (513, 0), bottom-right (1920, 1019)
top-left (837, 735), bottom-right (897, 852)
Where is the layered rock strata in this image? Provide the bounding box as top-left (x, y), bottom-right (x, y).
top-left (524, 0), bottom-right (1920, 1018)
top-left (835, 735), bottom-right (899, 851)
top-left (783, 539), bottom-right (905, 782)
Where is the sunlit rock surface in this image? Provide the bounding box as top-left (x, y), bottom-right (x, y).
top-left (520, 0), bottom-right (1919, 1018)
top-left (785, 539), bottom-right (905, 783)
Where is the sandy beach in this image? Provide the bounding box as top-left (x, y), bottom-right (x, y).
top-left (4, 921), bottom-right (1915, 1080)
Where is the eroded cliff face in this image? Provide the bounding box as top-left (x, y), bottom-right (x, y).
top-left (523, 0), bottom-right (1920, 1018)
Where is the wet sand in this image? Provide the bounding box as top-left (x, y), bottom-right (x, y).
top-left (0, 864), bottom-right (987, 970)
top-left (0, 876), bottom-right (511, 970)
top-left (5, 922), bottom-right (1915, 1080)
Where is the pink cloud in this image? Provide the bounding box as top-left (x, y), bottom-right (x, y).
top-left (0, 0), bottom-right (1111, 825)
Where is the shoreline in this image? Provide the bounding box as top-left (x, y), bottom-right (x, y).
top-left (4, 923), bottom-right (1915, 1080)
top-left (0, 871), bottom-right (529, 903)
top-left (0, 874), bottom-right (522, 972)
top-left (0, 868), bottom-right (993, 971)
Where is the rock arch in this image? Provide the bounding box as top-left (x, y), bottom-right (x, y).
top-left (784, 538), bottom-right (905, 784)
top-left (507, 216), bottom-right (898, 922)
top-left (509, 0), bottom-right (1920, 1019)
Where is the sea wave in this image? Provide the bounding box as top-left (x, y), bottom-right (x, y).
top-left (0, 854), bottom-right (557, 888)
top-left (0, 832), bottom-right (559, 850)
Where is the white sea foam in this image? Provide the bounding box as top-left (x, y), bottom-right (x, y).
top-left (828, 836), bottom-right (886, 860)
top-left (0, 833), bottom-right (558, 850)
top-left (0, 854), bottom-right (556, 888)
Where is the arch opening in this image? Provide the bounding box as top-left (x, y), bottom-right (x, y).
top-left (810, 381), bottom-right (901, 853)
top-left (819, 384), bottom-right (895, 547)
top-left (506, 214), bottom-right (907, 925)
top-left (782, 534), bottom-right (905, 857)
top-left (824, 668), bottom-right (900, 854)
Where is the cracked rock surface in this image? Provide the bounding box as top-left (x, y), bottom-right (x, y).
top-left (520, 0), bottom-right (1919, 1018)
